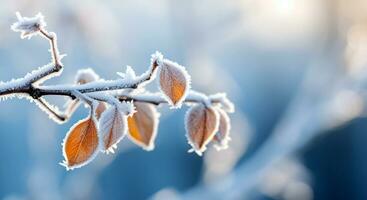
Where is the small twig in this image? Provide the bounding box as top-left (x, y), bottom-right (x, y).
top-left (30, 28), bottom-right (63, 85)
top-left (39, 28), bottom-right (60, 66)
top-left (35, 97), bottom-right (66, 122)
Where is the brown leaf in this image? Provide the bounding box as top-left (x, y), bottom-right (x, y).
top-left (159, 60), bottom-right (190, 107)
top-left (213, 108), bottom-right (231, 150)
top-left (99, 105), bottom-right (127, 153)
top-left (62, 116), bottom-right (100, 170)
top-left (185, 104), bottom-right (219, 156)
top-left (128, 102), bottom-right (160, 151)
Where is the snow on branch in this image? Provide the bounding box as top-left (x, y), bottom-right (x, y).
top-left (11, 12), bottom-right (46, 39)
top-left (1, 12), bottom-right (235, 170)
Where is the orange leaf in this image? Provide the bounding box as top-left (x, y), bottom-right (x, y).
top-left (213, 108), bottom-right (231, 150)
top-left (62, 116), bottom-right (100, 170)
top-left (159, 60), bottom-right (190, 107)
top-left (99, 105), bottom-right (127, 153)
top-left (185, 104), bottom-right (219, 156)
top-left (128, 102), bottom-right (160, 151)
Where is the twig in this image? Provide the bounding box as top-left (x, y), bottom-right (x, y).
top-left (35, 97), bottom-right (66, 122)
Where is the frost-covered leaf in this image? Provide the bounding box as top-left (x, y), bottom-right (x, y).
top-left (11, 12), bottom-right (46, 39)
top-left (75, 68), bottom-right (100, 84)
top-left (61, 115), bottom-right (100, 170)
top-left (158, 59), bottom-right (191, 108)
top-left (99, 105), bottom-right (128, 153)
top-left (185, 104), bottom-right (219, 156)
top-left (128, 102), bottom-right (160, 151)
top-left (212, 108), bottom-right (231, 150)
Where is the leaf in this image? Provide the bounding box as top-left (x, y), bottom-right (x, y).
top-left (63, 68), bottom-right (101, 119)
top-left (64, 99), bottom-right (80, 118)
top-left (95, 102), bottom-right (107, 120)
top-left (158, 59), bottom-right (191, 108)
top-left (61, 116), bottom-right (100, 170)
top-left (75, 68), bottom-right (100, 84)
top-left (99, 105), bottom-right (127, 153)
top-left (212, 108), bottom-right (231, 150)
top-left (127, 102), bottom-right (160, 151)
top-left (185, 104), bottom-right (219, 156)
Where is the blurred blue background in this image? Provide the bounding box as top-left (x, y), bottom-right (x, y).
top-left (0, 0), bottom-right (367, 199)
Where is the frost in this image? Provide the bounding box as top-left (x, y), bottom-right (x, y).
top-left (63, 98), bottom-right (81, 119)
top-left (185, 104), bottom-right (219, 156)
top-left (32, 63), bottom-right (64, 85)
top-left (60, 115), bottom-right (101, 171)
top-left (0, 63), bottom-right (61, 93)
top-left (75, 68), bottom-right (100, 84)
top-left (2, 11), bottom-right (235, 170)
top-left (209, 93), bottom-right (235, 113)
top-left (127, 102), bottom-right (160, 151)
top-left (71, 90), bottom-right (97, 109)
top-left (120, 91), bottom-right (165, 104)
top-left (187, 91), bottom-right (211, 106)
top-left (117, 66), bottom-right (137, 83)
top-left (151, 51), bottom-right (164, 67)
top-left (11, 12), bottom-right (46, 39)
top-left (39, 77), bottom-right (139, 93)
top-left (34, 98), bottom-right (65, 124)
top-left (87, 93), bottom-right (135, 116)
top-left (129, 51), bottom-right (163, 87)
top-left (158, 58), bottom-right (191, 108)
top-left (212, 108), bottom-right (231, 151)
top-left (213, 136), bottom-right (231, 151)
top-left (99, 105), bottom-right (128, 153)
top-left (118, 101), bottom-right (135, 116)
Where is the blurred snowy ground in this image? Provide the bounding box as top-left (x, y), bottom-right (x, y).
top-left (0, 0), bottom-right (367, 199)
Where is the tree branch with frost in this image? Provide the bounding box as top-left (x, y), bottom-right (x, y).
top-left (1, 12), bottom-right (235, 170)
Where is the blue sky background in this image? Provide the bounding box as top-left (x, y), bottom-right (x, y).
top-left (0, 0), bottom-right (366, 200)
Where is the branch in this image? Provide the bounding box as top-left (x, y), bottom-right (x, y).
top-left (117, 91), bottom-right (230, 107)
top-left (0, 57), bottom-right (158, 98)
top-left (5, 12), bottom-right (235, 170)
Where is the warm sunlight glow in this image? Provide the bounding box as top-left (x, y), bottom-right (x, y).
top-left (242, 0), bottom-right (324, 48)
